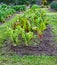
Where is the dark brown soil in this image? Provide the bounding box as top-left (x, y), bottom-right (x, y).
top-left (9, 25), bottom-right (57, 56)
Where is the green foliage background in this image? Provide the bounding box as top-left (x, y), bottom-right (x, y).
top-left (0, 0), bottom-right (37, 5)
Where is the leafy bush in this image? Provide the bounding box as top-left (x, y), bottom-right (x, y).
top-left (50, 1), bottom-right (57, 11)
top-left (11, 5), bottom-right (26, 11)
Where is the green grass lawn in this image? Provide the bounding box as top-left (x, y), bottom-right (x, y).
top-left (0, 8), bottom-right (57, 65)
top-left (50, 15), bottom-right (57, 35)
top-left (0, 54), bottom-right (57, 65)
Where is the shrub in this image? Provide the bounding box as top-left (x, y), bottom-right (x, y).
top-left (50, 1), bottom-right (57, 11)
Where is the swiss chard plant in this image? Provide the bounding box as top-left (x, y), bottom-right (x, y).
top-left (6, 5), bottom-right (49, 46)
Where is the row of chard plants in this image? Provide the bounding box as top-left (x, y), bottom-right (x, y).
top-left (0, 4), bottom-right (26, 22)
top-left (6, 5), bottom-right (49, 46)
top-left (0, 4), bottom-right (15, 22)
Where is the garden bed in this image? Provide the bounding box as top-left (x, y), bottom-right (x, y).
top-left (4, 25), bottom-right (57, 56)
top-left (0, 6), bottom-right (57, 56)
